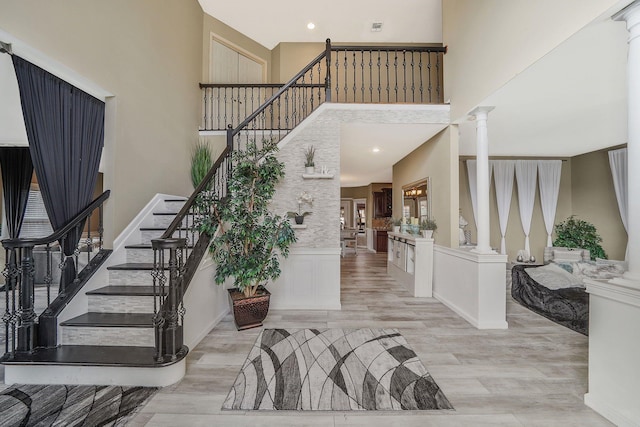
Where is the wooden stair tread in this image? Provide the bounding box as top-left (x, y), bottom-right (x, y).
top-left (60, 312), bottom-right (153, 328)
top-left (107, 263), bottom-right (155, 270)
top-left (86, 286), bottom-right (164, 296)
top-left (1, 345), bottom-right (186, 367)
top-left (125, 244), bottom-right (194, 250)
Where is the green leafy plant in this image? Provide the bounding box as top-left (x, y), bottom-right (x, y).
top-left (202, 139), bottom-right (297, 297)
top-left (190, 140), bottom-right (213, 189)
top-left (391, 217), bottom-right (403, 226)
top-left (420, 217), bottom-right (437, 232)
top-left (553, 215), bottom-right (607, 260)
top-left (304, 145), bottom-right (315, 167)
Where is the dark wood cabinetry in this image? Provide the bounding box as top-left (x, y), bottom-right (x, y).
top-left (373, 230), bottom-right (388, 253)
top-left (373, 188), bottom-right (393, 218)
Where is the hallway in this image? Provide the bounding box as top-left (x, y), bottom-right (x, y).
top-left (131, 252), bottom-right (610, 426)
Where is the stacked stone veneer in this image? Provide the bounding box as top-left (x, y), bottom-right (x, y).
top-left (272, 103), bottom-right (450, 249)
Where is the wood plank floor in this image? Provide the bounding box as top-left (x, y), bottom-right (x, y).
top-left (133, 252), bottom-right (612, 426)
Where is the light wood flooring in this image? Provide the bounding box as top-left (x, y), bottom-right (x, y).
top-left (129, 253), bottom-right (611, 425)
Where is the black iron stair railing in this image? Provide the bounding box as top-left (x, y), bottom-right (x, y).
top-left (1, 190), bottom-right (111, 359)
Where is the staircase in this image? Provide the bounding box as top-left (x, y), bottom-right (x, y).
top-left (3, 197), bottom-right (193, 386)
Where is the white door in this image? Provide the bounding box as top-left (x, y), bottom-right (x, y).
top-left (210, 39), bottom-right (264, 129)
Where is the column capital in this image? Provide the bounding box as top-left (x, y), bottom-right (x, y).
top-left (469, 106), bottom-right (495, 120)
top-left (614, 0), bottom-right (640, 41)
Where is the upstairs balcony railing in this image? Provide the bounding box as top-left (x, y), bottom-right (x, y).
top-left (200, 39), bottom-right (446, 131)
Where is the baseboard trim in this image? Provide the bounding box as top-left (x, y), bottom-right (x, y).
top-left (433, 291), bottom-right (508, 330)
top-left (584, 392), bottom-right (639, 427)
top-left (5, 360), bottom-right (186, 387)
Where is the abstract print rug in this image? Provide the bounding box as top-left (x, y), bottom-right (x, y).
top-left (0, 384), bottom-right (157, 426)
top-left (222, 328), bottom-right (453, 411)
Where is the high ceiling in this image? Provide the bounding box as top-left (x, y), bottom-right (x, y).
top-left (198, 0), bottom-right (442, 49)
top-left (199, 1), bottom-right (630, 184)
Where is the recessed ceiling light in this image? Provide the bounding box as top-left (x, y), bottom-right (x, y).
top-left (372, 147), bottom-right (380, 153)
top-left (307, 22), bottom-right (315, 30)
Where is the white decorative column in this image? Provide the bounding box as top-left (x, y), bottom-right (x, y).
top-left (583, 3), bottom-right (640, 426)
top-left (470, 106), bottom-right (495, 254)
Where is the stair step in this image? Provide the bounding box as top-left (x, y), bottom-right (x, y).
top-left (87, 285), bottom-right (163, 296)
top-left (125, 244), bottom-right (194, 263)
top-left (87, 287), bottom-right (158, 313)
top-left (61, 313), bottom-right (154, 346)
top-left (61, 312), bottom-right (153, 327)
top-left (1, 345), bottom-right (162, 367)
top-left (107, 263), bottom-right (155, 271)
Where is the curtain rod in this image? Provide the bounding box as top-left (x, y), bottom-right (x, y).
top-left (0, 41), bottom-right (12, 55)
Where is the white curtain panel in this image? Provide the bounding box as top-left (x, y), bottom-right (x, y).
top-left (515, 160), bottom-right (538, 256)
top-left (466, 160), bottom-right (478, 228)
top-left (538, 160), bottom-right (562, 247)
top-left (490, 160), bottom-right (515, 254)
top-left (609, 148), bottom-right (628, 258)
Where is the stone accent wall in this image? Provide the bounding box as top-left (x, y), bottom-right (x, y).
top-left (272, 104), bottom-right (449, 249)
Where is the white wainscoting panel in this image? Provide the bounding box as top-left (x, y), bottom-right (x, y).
top-left (433, 246), bottom-right (508, 329)
top-left (269, 248), bottom-right (341, 310)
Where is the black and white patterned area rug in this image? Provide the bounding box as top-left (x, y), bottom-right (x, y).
top-left (222, 328), bottom-right (453, 411)
top-left (0, 384), bottom-right (157, 427)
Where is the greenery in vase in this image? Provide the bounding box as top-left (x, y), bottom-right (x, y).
top-left (304, 145), bottom-right (315, 167)
top-left (202, 139), bottom-right (297, 297)
top-left (190, 140), bottom-right (213, 189)
top-left (287, 191), bottom-right (313, 219)
top-left (420, 217), bottom-right (437, 232)
top-left (553, 215), bottom-right (606, 260)
top-left (391, 217), bottom-right (403, 226)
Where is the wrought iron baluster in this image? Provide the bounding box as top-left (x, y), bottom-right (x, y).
top-left (202, 87), bottom-right (208, 130)
top-left (410, 51), bottom-right (416, 103)
top-left (359, 50), bottom-right (364, 102)
top-left (45, 243), bottom-right (52, 306)
top-left (402, 50), bottom-right (407, 102)
top-left (427, 52), bottom-right (432, 103)
top-left (377, 51), bottom-right (382, 102)
top-left (386, 51), bottom-right (390, 102)
top-left (369, 51), bottom-right (373, 102)
top-left (352, 51), bottom-right (357, 101)
top-left (436, 52), bottom-right (442, 103)
top-left (223, 88), bottom-right (229, 130)
top-left (99, 203), bottom-right (104, 250)
top-left (394, 52), bottom-right (399, 102)
top-left (58, 236), bottom-right (66, 297)
top-left (215, 88), bottom-right (221, 129)
top-left (343, 51), bottom-right (348, 101)
top-left (87, 214), bottom-right (92, 266)
top-left (334, 50), bottom-right (340, 101)
top-left (151, 246), bottom-right (165, 362)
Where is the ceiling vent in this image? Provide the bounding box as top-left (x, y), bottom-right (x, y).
top-left (371, 22), bottom-right (383, 32)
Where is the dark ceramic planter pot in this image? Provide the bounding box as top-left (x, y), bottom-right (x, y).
top-left (228, 285), bottom-right (271, 330)
top-left (295, 216), bottom-right (304, 224)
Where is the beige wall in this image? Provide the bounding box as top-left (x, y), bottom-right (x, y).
top-left (443, 0), bottom-right (624, 121)
top-left (572, 147), bottom-right (627, 260)
top-left (0, 0), bottom-right (205, 244)
top-left (393, 127), bottom-right (458, 247)
top-left (202, 14), bottom-right (272, 82)
top-left (271, 42), bottom-right (325, 82)
top-left (458, 149), bottom-right (627, 262)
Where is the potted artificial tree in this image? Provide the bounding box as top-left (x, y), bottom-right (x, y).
top-left (190, 139), bottom-right (213, 189)
top-left (202, 139), bottom-right (297, 330)
top-left (553, 215), bottom-right (607, 260)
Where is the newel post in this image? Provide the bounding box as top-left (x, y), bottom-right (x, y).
top-left (151, 238), bottom-right (186, 362)
top-left (17, 245), bottom-right (37, 352)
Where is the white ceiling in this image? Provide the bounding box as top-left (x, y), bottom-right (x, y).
top-left (198, 0), bottom-right (443, 49)
top-left (340, 123), bottom-right (447, 187)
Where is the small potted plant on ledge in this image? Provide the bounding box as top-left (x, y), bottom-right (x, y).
top-left (420, 217), bottom-right (437, 239)
top-left (202, 139), bottom-right (297, 330)
top-left (287, 191), bottom-right (313, 224)
top-left (304, 145), bottom-right (315, 174)
top-left (391, 218), bottom-right (402, 233)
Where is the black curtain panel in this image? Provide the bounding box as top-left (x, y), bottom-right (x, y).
top-left (0, 147), bottom-right (33, 238)
top-left (11, 55), bottom-right (105, 287)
